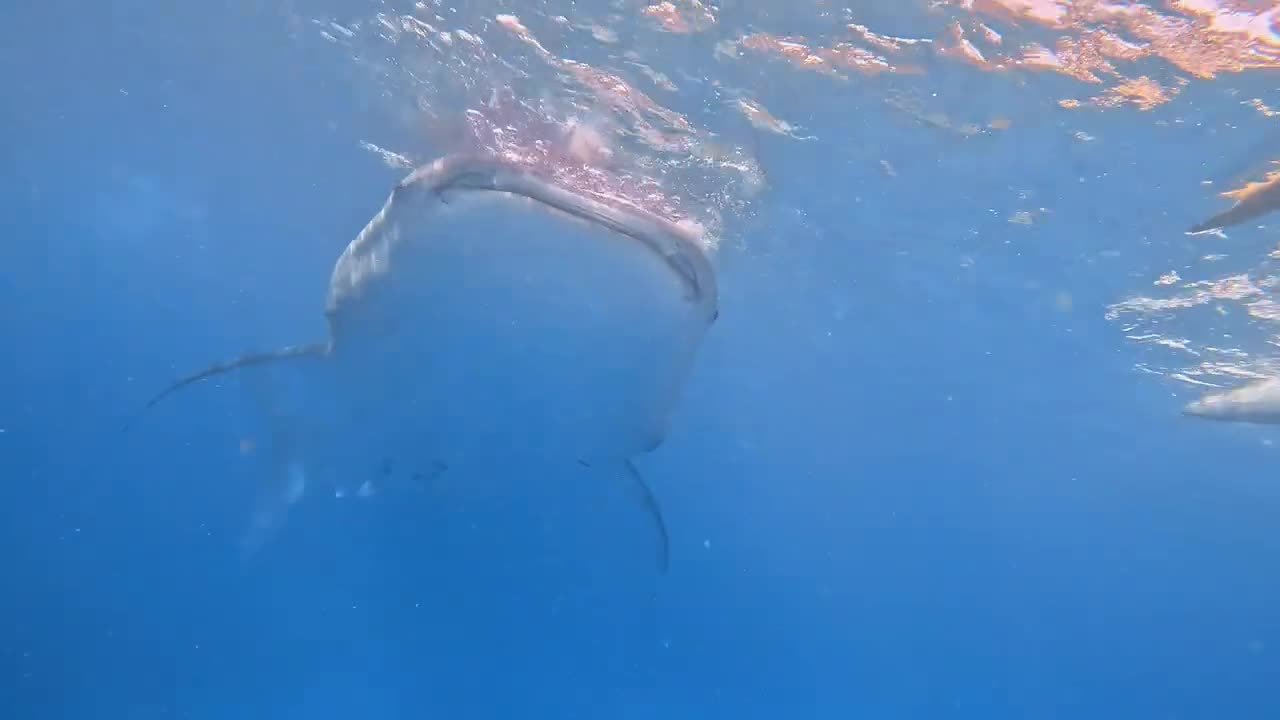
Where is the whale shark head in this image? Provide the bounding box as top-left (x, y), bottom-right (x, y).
top-left (1183, 377), bottom-right (1280, 425)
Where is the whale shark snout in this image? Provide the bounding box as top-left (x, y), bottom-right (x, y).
top-left (1183, 377), bottom-right (1280, 425)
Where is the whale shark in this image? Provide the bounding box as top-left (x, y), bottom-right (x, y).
top-left (1188, 163), bottom-right (1280, 235)
top-left (1183, 377), bottom-right (1280, 425)
top-left (133, 153), bottom-right (720, 571)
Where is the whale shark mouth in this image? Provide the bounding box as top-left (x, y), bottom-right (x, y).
top-left (134, 152), bottom-right (720, 573)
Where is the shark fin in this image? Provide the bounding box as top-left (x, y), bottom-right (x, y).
top-left (578, 457), bottom-right (670, 573)
top-left (124, 342), bottom-right (329, 431)
top-left (621, 458), bottom-right (671, 575)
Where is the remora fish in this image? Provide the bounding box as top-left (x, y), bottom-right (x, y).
top-left (134, 153), bottom-right (720, 571)
top-left (1183, 377), bottom-right (1280, 425)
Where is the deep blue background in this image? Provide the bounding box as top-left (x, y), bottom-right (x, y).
top-left (3, 1), bottom-right (1279, 718)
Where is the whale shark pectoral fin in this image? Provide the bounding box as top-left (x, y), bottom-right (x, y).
top-left (613, 458), bottom-right (670, 575)
top-left (581, 457), bottom-right (670, 574)
top-left (124, 342), bottom-right (330, 432)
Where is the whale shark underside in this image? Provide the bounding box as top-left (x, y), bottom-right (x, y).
top-left (135, 153), bottom-right (720, 572)
top-left (1183, 377), bottom-right (1280, 425)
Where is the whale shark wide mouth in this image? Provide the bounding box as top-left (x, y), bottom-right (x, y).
top-left (135, 152), bottom-right (720, 572)
top-left (326, 154), bottom-right (718, 329)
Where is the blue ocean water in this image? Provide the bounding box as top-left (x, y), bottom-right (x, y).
top-left (3, 1), bottom-right (1280, 718)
